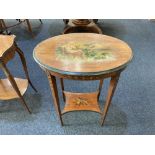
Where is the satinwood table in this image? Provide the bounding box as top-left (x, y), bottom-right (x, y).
top-left (33, 33), bottom-right (133, 126)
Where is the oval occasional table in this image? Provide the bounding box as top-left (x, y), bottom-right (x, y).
top-left (33, 33), bottom-right (133, 126)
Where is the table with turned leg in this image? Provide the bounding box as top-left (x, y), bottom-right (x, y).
top-left (33, 33), bottom-right (133, 126)
top-left (63, 19), bottom-right (102, 34)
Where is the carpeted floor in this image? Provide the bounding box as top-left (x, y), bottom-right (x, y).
top-left (0, 19), bottom-right (155, 135)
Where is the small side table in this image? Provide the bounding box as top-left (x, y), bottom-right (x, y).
top-left (0, 35), bottom-right (37, 113)
top-left (33, 33), bottom-right (133, 126)
top-left (0, 19), bottom-right (42, 37)
top-left (63, 19), bottom-right (102, 34)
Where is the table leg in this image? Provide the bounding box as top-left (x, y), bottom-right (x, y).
top-left (0, 20), bottom-right (3, 31)
top-left (15, 43), bottom-right (37, 92)
top-left (39, 19), bottom-right (43, 24)
top-left (98, 79), bottom-right (104, 101)
top-left (0, 19), bottom-right (9, 34)
top-left (0, 61), bottom-right (31, 114)
top-left (60, 78), bottom-right (65, 102)
top-left (100, 73), bottom-right (120, 126)
top-left (25, 19), bottom-right (34, 37)
top-left (47, 72), bottom-right (63, 126)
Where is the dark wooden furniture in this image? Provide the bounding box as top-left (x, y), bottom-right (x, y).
top-left (0, 19), bottom-right (9, 34)
top-left (0, 35), bottom-right (37, 113)
top-left (0, 19), bottom-right (42, 36)
top-left (33, 33), bottom-right (133, 126)
top-left (63, 19), bottom-right (102, 34)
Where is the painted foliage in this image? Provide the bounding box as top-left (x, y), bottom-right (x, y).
top-left (56, 41), bottom-right (115, 62)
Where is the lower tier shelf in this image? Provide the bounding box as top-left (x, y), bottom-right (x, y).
top-left (62, 91), bottom-right (101, 114)
top-left (0, 78), bottom-right (28, 100)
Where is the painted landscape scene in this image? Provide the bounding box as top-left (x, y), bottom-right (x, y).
top-left (56, 41), bottom-right (115, 62)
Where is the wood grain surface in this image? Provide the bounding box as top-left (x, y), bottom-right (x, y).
top-left (0, 35), bottom-right (15, 57)
top-left (33, 33), bottom-right (133, 76)
top-left (0, 78), bottom-right (28, 100)
top-left (62, 91), bottom-right (101, 114)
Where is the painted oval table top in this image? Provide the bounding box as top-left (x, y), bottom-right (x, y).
top-left (33, 33), bottom-right (133, 76)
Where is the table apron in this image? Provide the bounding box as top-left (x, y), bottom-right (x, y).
top-left (43, 68), bottom-right (125, 80)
